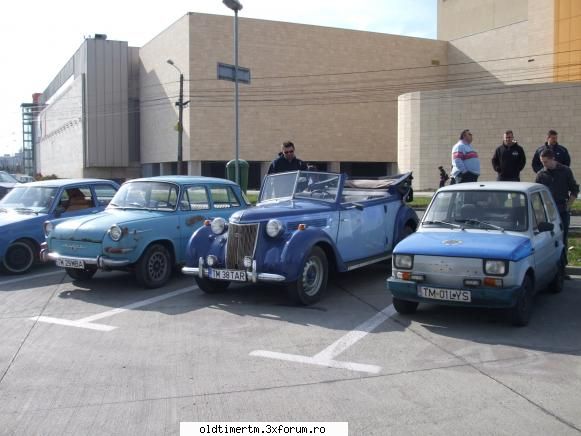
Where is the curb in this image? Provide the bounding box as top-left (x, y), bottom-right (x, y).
top-left (566, 266), bottom-right (581, 275)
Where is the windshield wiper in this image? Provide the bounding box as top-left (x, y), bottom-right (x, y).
top-left (462, 219), bottom-right (504, 232)
top-left (423, 220), bottom-right (462, 229)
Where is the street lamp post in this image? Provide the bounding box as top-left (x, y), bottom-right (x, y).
top-left (223, 0), bottom-right (243, 185)
top-left (166, 59), bottom-right (189, 175)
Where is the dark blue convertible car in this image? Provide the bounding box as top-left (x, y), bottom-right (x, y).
top-left (182, 170), bottom-right (417, 304)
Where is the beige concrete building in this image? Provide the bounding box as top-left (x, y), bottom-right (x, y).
top-left (399, 0), bottom-right (581, 189)
top-left (139, 13), bottom-right (448, 186)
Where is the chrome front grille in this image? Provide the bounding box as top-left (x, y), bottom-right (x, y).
top-left (226, 223), bottom-right (259, 269)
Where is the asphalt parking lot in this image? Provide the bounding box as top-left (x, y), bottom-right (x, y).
top-left (1, 265), bottom-right (580, 436)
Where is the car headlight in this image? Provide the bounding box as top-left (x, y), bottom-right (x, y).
top-left (108, 225), bottom-right (123, 242)
top-left (211, 217), bottom-right (227, 235)
top-left (43, 221), bottom-right (53, 237)
top-left (394, 254), bottom-right (413, 269)
top-left (484, 260), bottom-right (507, 276)
top-left (266, 219), bottom-right (284, 238)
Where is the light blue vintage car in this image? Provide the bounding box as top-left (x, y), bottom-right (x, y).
top-left (0, 179), bottom-right (119, 274)
top-left (387, 182), bottom-right (565, 326)
top-left (183, 171), bottom-right (417, 304)
top-left (41, 176), bottom-right (248, 288)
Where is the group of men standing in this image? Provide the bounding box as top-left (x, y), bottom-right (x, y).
top-left (448, 128), bottom-right (579, 253)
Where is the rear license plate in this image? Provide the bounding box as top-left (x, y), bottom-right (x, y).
top-left (209, 268), bottom-right (247, 282)
top-left (56, 258), bottom-right (85, 269)
top-left (418, 286), bottom-right (471, 302)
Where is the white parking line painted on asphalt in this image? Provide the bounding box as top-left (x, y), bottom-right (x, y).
top-left (0, 270), bottom-right (64, 287)
top-left (250, 304), bottom-right (396, 374)
top-left (29, 285), bottom-right (198, 331)
top-left (31, 316), bottom-right (116, 332)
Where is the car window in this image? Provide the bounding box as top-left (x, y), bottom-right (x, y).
top-left (541, 190), bottom-right (558, 222)
top-left (210, 186), bottom-right (240, 209)
top-left (531, 192), bottom-right (547, 229)
top-left (60, 187), bottom-right (94, 212)
top-left (94, 185), bottom-right (117, 207)
top-left (184, 186), bottom-right (210, 211)
top-left (109, 181), bottom-right (178, 211)
top-left (423, 190), bottom-right (528, 231)
top-left (0, 186), bottom-right (57, 212)
top-left (0, 172), bottom-right (19, 183)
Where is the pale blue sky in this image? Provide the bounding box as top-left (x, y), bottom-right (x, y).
top-left (0, 0), bottom-right (437, 155)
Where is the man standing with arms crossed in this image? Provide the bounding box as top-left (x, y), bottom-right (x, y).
top-left (492, 130), bottom-right (526, 181)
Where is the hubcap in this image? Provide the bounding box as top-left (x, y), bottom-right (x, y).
top-left (148, 251), bottom-right (168, 281)
top-left (301, 256), bottom-right (323, 297)
top-left (5, 243), bottom-right (33, 273)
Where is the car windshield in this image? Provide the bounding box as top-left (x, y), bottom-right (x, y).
top-left (0, 186), bottom-right (58, 213)
top-left (423, 190), bottom-right (528, 232)
top-left (108, 181), bottom-right (179, 211)
top-left (260, 171), bottom-right (340, 203)
top-left (0, 171), bottom-right (19, 183)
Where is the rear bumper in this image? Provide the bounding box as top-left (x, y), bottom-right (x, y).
top-left (386, 278), bottom-right (522, 308)
top-left (181, 257), bottom-right (285, 283)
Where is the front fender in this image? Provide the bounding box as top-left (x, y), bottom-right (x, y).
top-left (185, 225), bottom-right (225, 266)
top-left (276, 228), bottom-right (344, 282)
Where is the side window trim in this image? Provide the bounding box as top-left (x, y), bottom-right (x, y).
top-left (531, 191), bottom-right (548, 231)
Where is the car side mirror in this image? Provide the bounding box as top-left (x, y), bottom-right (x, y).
top-left (537, 222), bottom-right (554, 233)
top-left (54, 205), bottom-right (65, 217)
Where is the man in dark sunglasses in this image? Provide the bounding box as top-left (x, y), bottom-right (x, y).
top-left (267, 141), bottom-right (309, 174)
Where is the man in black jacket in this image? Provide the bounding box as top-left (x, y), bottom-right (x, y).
top-left (491, 130), bottom-right (526, 181)
top-left (536, 148), bottom-right (579, 255)
top-left (532, 129), bottom-right (571, 173)
top-left (267, 141), bottom-right (308, 174)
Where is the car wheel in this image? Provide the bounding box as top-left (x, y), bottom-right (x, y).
top-left (135, 244), bottom-right (172, 289)
top-left (195, 277), bottom-right (231, 293)
top-left (392, 297), bottom-right (419, 314)
top-left (287, 246), bottom-right (328, 305)
top-left (65, 267), bottom-right (97, 281)
top-left (1, 240), bottom-right (35, 274)
top-left (547, 256), bottom-right (565, 294)
top-left (510, 275), bottom-right (534, 327)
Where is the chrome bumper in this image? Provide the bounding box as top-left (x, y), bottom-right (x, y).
top-left (41, 249), bottom-right (131, 268)
top-left (181, 257), bottom-right (285, 283)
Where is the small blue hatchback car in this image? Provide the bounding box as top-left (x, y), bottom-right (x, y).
top-left (0, 179), bottom-right (119, 274)
top-left (41, 176), bottom-right (248, 288)
top-left (387, 182), bottom-right (565, 326)
top-left (183, 171), bottom-right (417, 304)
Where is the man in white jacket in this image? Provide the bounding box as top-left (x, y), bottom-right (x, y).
top-left (451, 129), bottom-right (480, 183)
